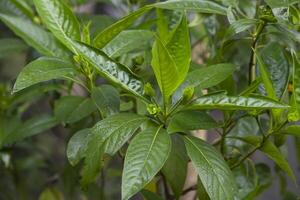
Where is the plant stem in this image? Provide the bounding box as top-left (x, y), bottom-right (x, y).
top-left (248, 21), bottom-right (266, 85)
top-left (230, 120), bottom-right (287, 169)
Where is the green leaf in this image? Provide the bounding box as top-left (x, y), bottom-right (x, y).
top-left (122, 127), bottom-right (171, 200)
top-left (226, 19), bottom-right (259, 38)
top-left (54, 96), bottom-right (97, 123)
top-left (33, 0), bottom-right (81, 48)
top-left (0, 38), bottom-right (27, 58)
top-left (161, 135), bottom-right (188, 199)
top-left (91, 85), bottom-right (120, 118)
top-left (167, 110), bottom-right (219, 133)
top-left (0, 14), bottom-right (70, 58)
top-left (184, 135), bottom-right (236, 200)
top-left (166, 14), bottom-right (191, 83)
top-left (197, 178), bottom-right (210, 200)
top-left (151, 36), bottom-right (179, 102)
top-left (288, 54), bottom-right (300, 121)
top-left (102, 30), bottom-right (154, 58)
top-left (82, 114), bottom-right (147, 186)
top-left (257, 42), bottom-right (289, 99)
top-left (188, 94), bottom-right (289, 110)
top-left (264, 0), bottom-right (299, 8)
top-left (10, 0), bottom-right (34, 19)
top-left (255, 49), bottom-right (277, 99)
top-left (3, 115), bottom-right (57, 145)
top-left (0, 0), bottom-right (34, 19)
top-left (174, 63), bottom-right (236, 101)
top-left (13, 57), bottom-right (77, 93)
top-left (284, 125), bottom-right (300, 137)
top-left (226, 117), bottom-right (261, 154)
top-left (260, 140), bottom-right (295, 181)
top-left (69, 41), bottom-right (147, 101)
top-left (183, 63), bottom-right (236, 89)
top-left (151, 13), bottom-right (190, 103)
top-left (67, 128), bottom-right (91, 166)
top-left (93, 6), bottom-right (152, 48)
top-left (141, 189), bottom-right (164, 200)
top-left (38, 187), bottom-right (64, 200)
top-left (154, 0), bottom-right (227, 15)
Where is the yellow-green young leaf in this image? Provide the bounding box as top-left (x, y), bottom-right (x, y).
top-left (154, 0), bottom-right (227, 15)
top-left (151, 12), bottom-right (191, 103)
top-left (184, 135), bottom-right (236, 200)
top-left (122, 127), bottom-right (171, 200)
top-left (54, 96), bottom-right (97, 123)
top-left (166, 13), bottom-right (191, 85)
top-left (0, 14), bottom-right (70, 58)
top-left (188, 94), bottom-right (289, 110)
top-left (33, 0), bottom-right (81, 48)
top-left (70, 41), bottom-right (147, 102)
top-left (13, 57), bottom-right (77, 93)
top-left (151, 36), bottom-right (179, 102)
top-left (260, 140), bottom-right (296, 182)
top-left (93, 6), bottom-right (152, 48)
top-left (82, 114), bottom-right (148, 186)
top-left (102, 30), bottom-right (154, 58)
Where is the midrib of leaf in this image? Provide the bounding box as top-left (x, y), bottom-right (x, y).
top-left (40, 1), bottom-right (77, 53)
top-left (99, 117), bottom-right (147, 154)
top-left (85, 116), bottom-right (146, 177)
top-left (155, 36), bottom-right (179, 105)
top-left (185, 136), bottom-right (228, 199)
top-left (135, 126), bottom-right (163, 179)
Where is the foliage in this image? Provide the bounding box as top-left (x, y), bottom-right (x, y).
top-left (0, 0), bottom-right (300, 199)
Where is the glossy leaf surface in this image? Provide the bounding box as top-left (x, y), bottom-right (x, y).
top-left (102, 30), bottom-right (153, 58)
top-left (13, 57), bottom-right (76, 93)
top-left (151, 13), bottom-right (190, 102)
top-left (93, 6), bottom-right (152, 48)
top-left (122, 127), bottom-right (171, 200)
top-left (0, 14), bottom-right (70, 58)
top-left (184, 135), bottom-right (236, 200)
top-left (154, 0), bottom-right (227, 15)
top-left (188, 94), bottom-right (289, 110)
top-left (70, 41), bottom-right (146, 101)
top-left (82, 114), bottom-right (147, 186)
top-left (66, 129), bottom-right (91, 166)
top-left (91, 85), bottom-right (120, 118)
top-left (257, 42), bottom-right (289, 98)
top-left (33, 0), bottom-right (81, 47)
top-left (168, 110), bottom-right (219, 133)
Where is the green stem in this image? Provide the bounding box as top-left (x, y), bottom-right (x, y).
top-left (248, 21), bottom-right (266, 85)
